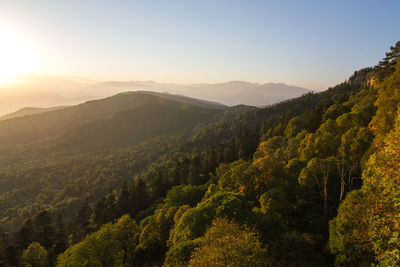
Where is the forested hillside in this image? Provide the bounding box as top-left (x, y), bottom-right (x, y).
top-left (0, 42), bottom-right (399, 266)
top-left (0, 92), bottom-right (224, 234)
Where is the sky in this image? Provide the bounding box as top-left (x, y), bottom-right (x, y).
top-left (0, 0), bottom-right (399, 90)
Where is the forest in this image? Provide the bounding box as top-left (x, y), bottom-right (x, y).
top-left (0, 41), bottom-right (399, 266)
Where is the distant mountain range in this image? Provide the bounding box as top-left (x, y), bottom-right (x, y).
top-left (91, 80), bottom-right (312, 107)
top-left (0, 76), bottom-right (312, 116)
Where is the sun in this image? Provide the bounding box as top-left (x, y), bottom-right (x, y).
top-left (0, 26), bottom-right (38, 85)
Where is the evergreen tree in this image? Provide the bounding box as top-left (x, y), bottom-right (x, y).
top-left (70, 200), bottom-right (92, 244)
top-left (118, 181), bottom-right (133, 216)
top-left (375, 41), bottom-right (400, 80)
top-left (53, 214), bottom-right (67, 255)
top-left (132, 178), bottom-right (150, 216)
top-left (34, 211), bottom-right (55, 250)
top-left (16, 218), bottom-right (34, 251)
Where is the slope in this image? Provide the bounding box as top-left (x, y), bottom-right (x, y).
top-left (0, 106), bottom-right (69, 121)
top-left (0, 91), bottom-right (223, 150)
top-left (0, 92), bottom-right (224, 232)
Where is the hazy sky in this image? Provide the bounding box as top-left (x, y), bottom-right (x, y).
top-left (1, 0), bottom-right (399, 90)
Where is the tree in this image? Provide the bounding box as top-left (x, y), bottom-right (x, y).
top-left (375, 41), bottom-right (400, 80)
top-left (329, 190), bottom-right (375, 266)
top-left (284, 116), bottom-right (304, 138)
top-left (135, 206), bottom-right (178, 265)
top-left (299, 157), bottom-right (336, 222)
top-left (188, 218), bottom-right (268, 267)
top-left (113, 214), bottom-right (139, 265)
top-left (131, 178), bottom-right (150, 216)
top-left (217, 159), bottom-right (259, 198)
top-left (150, 170), bottom-right (169, 200)
top-left (53, 214), bottom-right (68, 256)
top-left (330, 92), bottom-right (400, 265)
top-left (252, 141), bottom-right (286, 190)
top-left (57, 215), bottom-right (139, 267)
top-left (169, 191), bottom-right (258, 246)
top-left (188, 156), bottom-right (203, 186)
top-left (93, 196), bottom-right (111, 227)
top-left (34, 211), bottom-right (55, 250)
top-left (164, 240), bottom-right (198, 267)
top-left (21, 242), bottom-right (48, 267)
top-left (16, 218), bottom-right (34, 250)
top-left (370, 57), bottom-right (400, 143)
top-left (164, 185), bottom-right (205, 208)
top-left (337, 126), bottom-right (372, 201)
top-left (117, 181), bottom-right (133, 216)
top-left (70, 200), bottom-right (92, 244)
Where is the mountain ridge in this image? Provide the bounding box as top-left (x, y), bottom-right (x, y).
top-left (0, 91), bottom-right (224, 150)
top-left (0, 78), bottom-right (311, 116)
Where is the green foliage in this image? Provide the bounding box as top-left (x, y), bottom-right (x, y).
top-left (267, 231), bottom-right (326, 267)
top-left (188, 218), bottom-right (268, 267)
top-left (371, 58), bottom-right (400, 143)
top-left (21, 242), bottom-right (48, 267)
top-left (164, 240), bottom-right (199, 267)
top-left (375, 41), bottom-right (400, 81)
top-left (217, 159), bottom-right (259, 197)
top-left (329, 190), bottom-right (375, 266)
top-left (135, 205), bottom-right (179, 265)
top-left (57, 215), bottom-right (139, 267)
top-left (164, 185), bottom-right (205, 208)
top-left (284, 116), bottom-right (304, 138)
top-left (259, 188), bottom-right (290, 222)
top-left (330, 44), bottom-right (400, 266)
top-left (170, 191), bottom-right (257, 246)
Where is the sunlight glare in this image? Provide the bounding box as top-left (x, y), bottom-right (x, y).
top-left (0, 26), bottom-right (38, 85)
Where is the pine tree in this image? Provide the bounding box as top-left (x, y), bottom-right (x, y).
top-left (375, 41), bottom-right (400, 80)
top-left (132, 178), bottom-right (150, 216)
top-left (16, 218), bottom-right (34, 250)
top-left (118, 181), bottom-right (133, 216)
top-left (70, 200), bottom-right (92, 244)
top-left (34, 211), bottom-right (55, 250)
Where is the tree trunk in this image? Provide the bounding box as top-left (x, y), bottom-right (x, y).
top-left (340, 175), bottom-right (345, 202)
top-left (323, 172), bottom-right (328, 222)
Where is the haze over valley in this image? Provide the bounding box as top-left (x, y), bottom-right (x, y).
top-left (0, 77), bottom-right (311, 117)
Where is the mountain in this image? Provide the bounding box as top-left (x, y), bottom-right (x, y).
top-left (0, 91), bottom-right (225, 150)
top-left (0, 106), bottom-right (69, 121)
top-left (0, 91), bottom-right (227, 233)
top-left (92, 80), bottom-right (312, 106)
top-left (135, 91), bottom-right (225, 110)
top-left (0, 77), bottom-right (310, 116)
top-left (181, 81), bottom-right (311, 106)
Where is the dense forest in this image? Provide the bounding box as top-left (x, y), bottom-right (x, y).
top-left (0, 41), bottom-right (399, 266)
